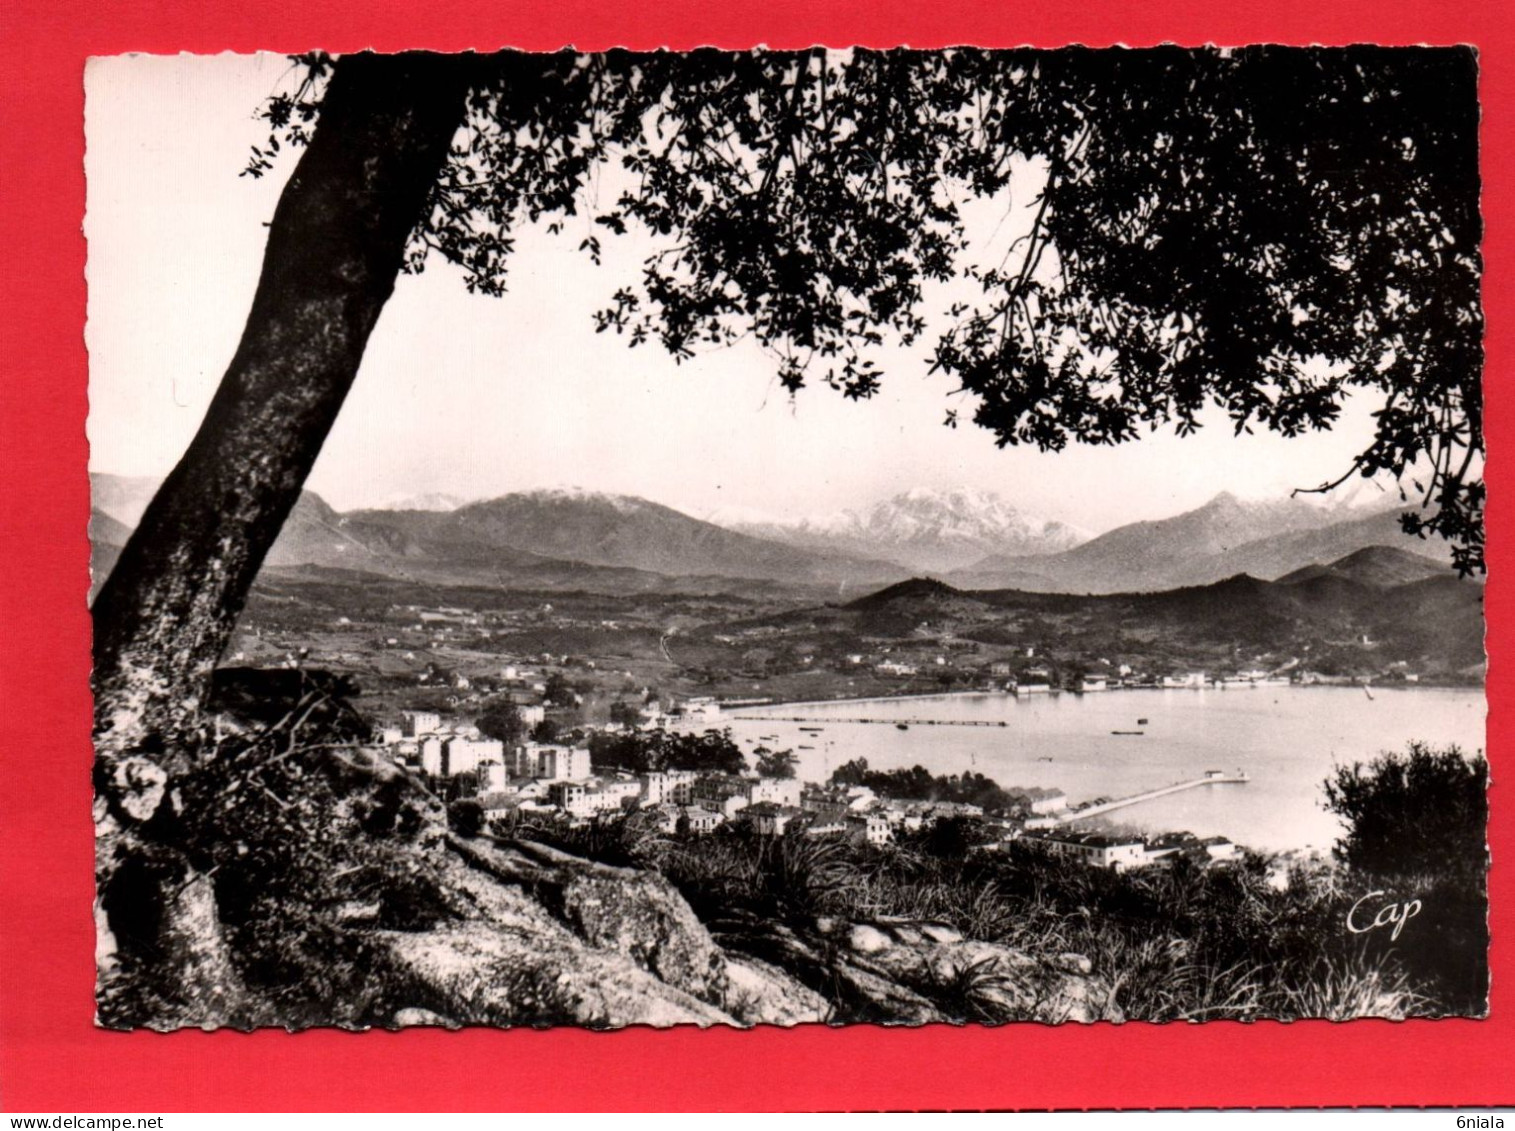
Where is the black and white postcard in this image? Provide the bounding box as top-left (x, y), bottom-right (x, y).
top-left (86, 47), bottom-right (1487, 1031)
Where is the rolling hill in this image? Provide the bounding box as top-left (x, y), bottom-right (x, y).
top-left (1277, 545), bottom-right (1450, 588)
top-left (823, 563), bottom-right (1484, 676)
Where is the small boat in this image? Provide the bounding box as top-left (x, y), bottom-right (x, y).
top-left (896, 723), bottom-right (909, 731)
top-left (1037, 756), bottom-right (1054, 762)
top-left (1111, 730), bottom-right (1145, 736)
top-left (1137, 718), bottom-right (1149, 725)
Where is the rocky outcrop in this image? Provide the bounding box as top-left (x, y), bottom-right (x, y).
top-left (708, 912), bottom-right (1122, 1025)
top-left (447, 836), bottom-right (726, 1003)
top-left (97, 722), bottom-right (1114, 1031)
top-left (97, 728), bottom-right (832, 1029)
top-left (374, 856), bottom-right (737, 1028)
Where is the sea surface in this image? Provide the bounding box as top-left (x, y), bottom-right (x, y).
top-left (700, 686), bottom-right (1486, 853)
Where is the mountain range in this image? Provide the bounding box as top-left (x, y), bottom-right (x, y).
top-left (90, 474), bottom-right (1457, 598)
top-left (89, 477), bottom-right (904, 595)
top-left (942, 491), bottom-right (1451, 594)
top-left (716, 486), bottom-right (1089, 572)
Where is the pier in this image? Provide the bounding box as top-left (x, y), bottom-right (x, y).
top-left (1054, 771), bottom-right (1250, 824)
top-left (733, 715), bottom-right (1009, 728)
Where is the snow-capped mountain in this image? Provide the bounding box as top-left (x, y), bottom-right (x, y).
top-left (372, 491), bottom-right (469, 513)
top-left (346, 487), bottom-right (906, 584)
top-left (718, 486), bottom-right (1091, 572)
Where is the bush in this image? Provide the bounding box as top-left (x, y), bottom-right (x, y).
top-left (447, 799), bottom-right (485, 838)
top-left (1323, 741), bottom-right (1488, 878)
top-left (587, 727), bottom-right (745, 775)
top-left (476, 700), bottom-right (525, 745)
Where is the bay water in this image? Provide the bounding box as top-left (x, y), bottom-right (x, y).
top-left (711, 686), bottom-right (1486, 853)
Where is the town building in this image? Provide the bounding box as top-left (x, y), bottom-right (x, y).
top-left (879, 799), bottom-right (927, 832)
top-left (692, 775), bottom-right (754, 819)
top-left (592, 777), bottom-right (643, 812)
top-left (478, 761), bottom-right (508, 793)
top-left (1162, 672), bottom-right (1208, 689)
top-left (748, 776), bottom-right (803, 808)
top-left (846, 812), bottom-right (892, 846)
top-left (478, 791), bottom-right (523, 822)
top-left (801, 815), bottom-right (849, 838)
top-left (1025, 787), bottom-right (1068, 816)
top-left (511, 742), bottom-right (592, 782)
top-left (645, 804), bottom-right (682, 833)
top-left (681, 806), bottom-right (723, 835)
top-left (1142, 831), bottom-right (1240, 865)
top-left (639, 770), bottom-right (697, 806)
top-left (547, 781), bottom-right (591, 818)
top-left (418, 736), bottom-right (446, 777)
top-left (442, 736), bottom-right (504, 777)
top-left (675, 697), bottom-right (723, 723)
top-left (1018, 829), bottom-right (1149, 870)
top-left (744, 802), bottom-right (804, 837)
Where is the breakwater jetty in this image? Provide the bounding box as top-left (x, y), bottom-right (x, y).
top-left (1055, 771), bottom-right (1250, 824)
top-left (733, 715), bottom-right (1009, 728)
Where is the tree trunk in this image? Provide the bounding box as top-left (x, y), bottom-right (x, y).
top-left (91, 53), bottom-right (470, 790)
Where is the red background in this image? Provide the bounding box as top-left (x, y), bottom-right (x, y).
top-left (0, 0), bottom-right (1508, 1111)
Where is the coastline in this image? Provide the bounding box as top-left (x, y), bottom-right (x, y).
top-left (725, 681), bottom-right (1482, 714)
top-left (730, 689), bottom-right (1009, 712)
top-left (721, 678), bottom-right (1478, 711)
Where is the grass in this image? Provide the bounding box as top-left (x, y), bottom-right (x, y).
top-left (515, 812), bottom-right (1486, 1023)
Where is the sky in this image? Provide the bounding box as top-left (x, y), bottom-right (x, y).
top-left (84, 53), bottom-right (1392, 535)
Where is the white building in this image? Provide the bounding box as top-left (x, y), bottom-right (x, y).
top-left (1162, 672), bottom-right (1207, 689)
top-left (592, 778), bottom-right (643, 811)
top-left (418, 736), bottom-right (446, 776)
top-left (846, 812), bottom-right (892, 846)
top-left (478, 761), bottom-right (508, 793)
top-left (639, 770), bottom-right (697, 806)
top-left (547, 781), bottom-right (592, 817)
top-left (1026, 788), bottom-right (1068, 816)
top-left (1019, 830), bottom-right (1148, 870)
top-left (512, 742), bottom-right (593, 782)
top-left (681, 806), bottom-right (723, 835)
top-left (749, 777), bottom-right (803, 808)
top-left (442, 736), bottom-right (504, 777)
top-left (677, 697), bottom-right (723, 723)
